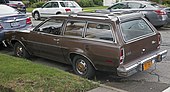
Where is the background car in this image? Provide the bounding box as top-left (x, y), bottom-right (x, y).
top-left (0, 4), bottom-right (31, 45)
top-left (96, 1), bottom-right (169, 27)
top-left (0, 0), bottom-right (9, 4)
top-left (7, 0), bottom-right (26, 13)
top-left (32, 0), bottom-right (82, 20)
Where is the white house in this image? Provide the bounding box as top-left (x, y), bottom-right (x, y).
top-left (103, 0), bottom-right (122, 6)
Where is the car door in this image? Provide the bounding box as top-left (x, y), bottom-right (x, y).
top-left (26, 19), bottom-right (66, 63)
top-left (39, 2), bottom-right (54, 17)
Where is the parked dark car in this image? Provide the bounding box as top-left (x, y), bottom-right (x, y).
top-left (7, 0), bottom-right (26, 13)
top-left (0, 4), bottom-right (31, 45)
top-left (5, 12), bottom-right (167, 78)
top-left (96, 1), bottom-right (169, 27)
top-left (0, 0), bottom-right (9, 4)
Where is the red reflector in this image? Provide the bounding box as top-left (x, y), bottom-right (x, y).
top-left (120, 48), bottom-right (125, 64)
top-left (155, 10), bottom-right (166, 15)
top-left (26, 17), bottom-right (31, 24)
top-left (65, 9), bottom-right (71, 12)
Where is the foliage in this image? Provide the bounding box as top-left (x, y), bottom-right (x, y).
top-left (77, 0), bottom-right (95, 7)
top-left (31, 2), bottom-right (45, 8)
top-left (93, 0), bottom-right (103, 6)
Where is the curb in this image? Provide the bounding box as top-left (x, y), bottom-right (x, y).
top-left (99, 84), bottom-right (128, 92)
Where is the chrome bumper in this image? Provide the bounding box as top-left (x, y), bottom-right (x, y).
top-left (117, 50), bottom-right (168, 77)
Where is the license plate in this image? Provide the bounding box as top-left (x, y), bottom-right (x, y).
top-left (11, 22), bottom-right (19, 27)
top-left (143, 60), bottom-right (153, 71)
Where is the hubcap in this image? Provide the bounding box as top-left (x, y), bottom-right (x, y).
top-left (34, 13), bottom-right (39, 20)
top-left (16, 46), bottom-right (23, 57)
top-left (76, 59), bottom-right (87, 75)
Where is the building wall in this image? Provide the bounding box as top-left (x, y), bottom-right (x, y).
top-left (103, 0), bottom-right (127, 6)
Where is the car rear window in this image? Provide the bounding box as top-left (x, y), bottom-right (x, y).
top-left (0, 5), bottom-right (19, 15)
top-left (121, 19), bottom-right (154, 41)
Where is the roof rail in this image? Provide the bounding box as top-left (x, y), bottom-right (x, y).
top-left (68, 12), bottom-right (118, 20)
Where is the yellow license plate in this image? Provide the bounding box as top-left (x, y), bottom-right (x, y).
top-left (143, 60), bottom-right (153, 71)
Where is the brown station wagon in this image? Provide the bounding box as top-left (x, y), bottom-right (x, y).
top-left (4, 12), bottom-right (167, 78)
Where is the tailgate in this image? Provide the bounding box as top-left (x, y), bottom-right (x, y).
top-left (120, 18), bottom-right (161, 64)
top-left (123, 33), bottom-right (160, 64)
top-left (0, 14), bottom-right (27, 30)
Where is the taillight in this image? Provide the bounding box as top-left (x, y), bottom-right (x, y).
top-left (157, 34), bottom-right (161, 49)
top-left (26, 17), bottom-right (32, 24)
top-left (65, 8), bottom-right (71, 12)
top-left (155, 10), bottom-right (166, 15)
top-left (120, 48), bottom-right (125, 64)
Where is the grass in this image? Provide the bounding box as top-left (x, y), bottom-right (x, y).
top-left (26, 6), bottom-right (108, 13)
top-left (0, 53), bottom-right (99, 92)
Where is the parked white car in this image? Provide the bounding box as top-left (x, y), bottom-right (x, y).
top-left (32, 0), bottom-right (82, 20)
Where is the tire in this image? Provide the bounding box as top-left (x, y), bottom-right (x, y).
top-left (14, 42), bottom-right (30, 58)
top-left (73, 55), bottom-right (95, 78)
top-left (33, 12), bottom-right (40, 20)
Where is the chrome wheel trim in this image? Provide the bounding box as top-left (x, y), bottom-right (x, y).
top-left (34, 13), bottom-right (39, 20)
top-left (76, 59), bottom-right (87, 75)
top-left (16, 46), bottom-right (23, 57)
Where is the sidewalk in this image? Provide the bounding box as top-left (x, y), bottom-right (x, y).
top-left (88, 84), bottom-right (128, 92)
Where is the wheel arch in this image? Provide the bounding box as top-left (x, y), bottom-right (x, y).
top-left (11, 40), bottom-right (31, 55)
top-left (69, 52), bottom-right (97, 70)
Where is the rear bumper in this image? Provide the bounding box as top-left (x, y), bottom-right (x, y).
top-left (117, 50), bottom-right (168, 77)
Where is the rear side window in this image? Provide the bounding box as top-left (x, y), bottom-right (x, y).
top-left (121, 19), bottom-right (154, 41)
top-left (60, 2), bottom-right (78, 8)
top-left (85, 23), bottom-right (114, 42)
top-left (64, 20), bottom-right (86, 37)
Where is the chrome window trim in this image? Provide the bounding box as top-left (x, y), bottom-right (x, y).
top-left (119, 18), bottom-right (156, 43)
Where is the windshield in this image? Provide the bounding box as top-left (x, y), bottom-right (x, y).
top-left (121, 19), bottom-right (154, 41)
top-left (0, 5), bottom-right (19, 15)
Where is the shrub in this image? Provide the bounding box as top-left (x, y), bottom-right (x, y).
top-left (93, 0), bottom-right (103, 6)
top-left (77, 0), bottom-right (95, 7)
top-left (31, 2), bottom-right (45, 8)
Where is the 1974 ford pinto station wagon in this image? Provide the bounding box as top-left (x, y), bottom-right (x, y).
top-left (4, 12), bottom-right (168, 78)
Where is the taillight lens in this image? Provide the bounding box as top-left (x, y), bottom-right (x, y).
top-left (155, 10), bottom-right (166, 15)
top-left (157, 34), bottom-right (161, 49)
top-left (120, 48), bottom-right (125, 64)
top-left (26, 17), bottom-right (32, 24)
top-left (65, 9), bottom-right (71, 12)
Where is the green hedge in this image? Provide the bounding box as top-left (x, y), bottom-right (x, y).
top-left (31, 2), bottom-right (45, 8)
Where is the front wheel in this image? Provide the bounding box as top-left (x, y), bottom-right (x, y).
top-left (33, 12), bottom-right (40, 20)
top-left (14, 42), bottom-right (30, 58)
top-left (73, 56), bottom-right (95, 78)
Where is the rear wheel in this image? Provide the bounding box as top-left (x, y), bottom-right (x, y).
top-left (33, 12), bottom-right (40, 20)
top-left (14, 42), bottom-right (30, 58)
top-left (73, 55), bottom-right (95, 78)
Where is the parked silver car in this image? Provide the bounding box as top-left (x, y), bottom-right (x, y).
top-left (0, 4), bottom-right (31, 43)
top-left (97, 1), bottom-right (169, 27)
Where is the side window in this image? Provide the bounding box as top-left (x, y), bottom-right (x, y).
top-left (85, 23), bottom-right (114, 42)
top-left (110, 3), bottom-right (127, 9)
top-left (35, 19), bottom-right (64, 35)
top-left (64, 20), bottom-right (86, 37)
top-left (52, 2), bottom-right (59, 8)
top-left (43, 2), bottom-right (52, 8)
top-left (127, 2), bottom-right (142, 8)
